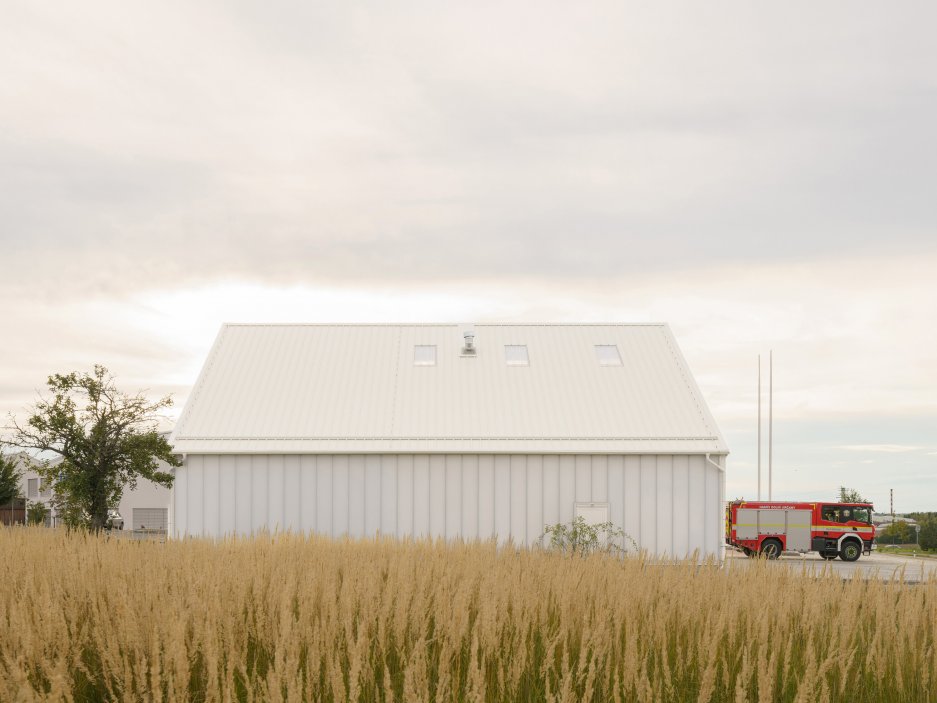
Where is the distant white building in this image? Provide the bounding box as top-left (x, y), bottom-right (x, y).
top-left (19, 457), bottom-right (54, 523)
top-left (116, 475), bottom-right (171, 532)
top-left (169, 323), bottom-right (728, 558)
top-left (16, 452), bottom-right (171, 532)
top-left (871, 513), bottom-right (918, 528)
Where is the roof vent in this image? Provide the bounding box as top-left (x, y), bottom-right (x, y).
top-left (461, 325), bottom-right (476, 356)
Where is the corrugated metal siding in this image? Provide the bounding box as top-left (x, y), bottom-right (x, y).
top-left (171, 453), bottom-right (725, 559)
top-left (171, 324), bottom-right (727, 455)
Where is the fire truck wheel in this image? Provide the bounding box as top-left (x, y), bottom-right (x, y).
top-left (760, 539), bottom-right (782, 560)
top-left (840, 541), bottom-right (862, 562)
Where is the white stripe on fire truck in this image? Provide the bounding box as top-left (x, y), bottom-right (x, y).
top-left (731, 524), bottom-right (874, 533)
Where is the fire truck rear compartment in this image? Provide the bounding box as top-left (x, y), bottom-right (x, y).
top-left (736, 508), bottom-right (813, 552)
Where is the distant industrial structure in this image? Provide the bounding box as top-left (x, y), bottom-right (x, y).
top-left (169, 323), bottom-right (728, 558)
top-left (872, 513), bottom-right (918, 529)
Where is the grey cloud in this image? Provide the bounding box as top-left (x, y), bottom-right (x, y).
top-left (724, 413), bottom-right (937, 511)
top-left (0, 140), bottom-right (213, 249)
top-left (1, 1), bottom-right (936, 297)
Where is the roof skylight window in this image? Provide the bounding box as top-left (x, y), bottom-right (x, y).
top-left (504, 345), bottom-right (529, 366)
top-left (595, 344), bottom-right (623, 366)
top-left (414, 345), bottom-right (437, 366)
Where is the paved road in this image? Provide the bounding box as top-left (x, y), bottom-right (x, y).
top-left (725, 549), bottom-right (937, 582)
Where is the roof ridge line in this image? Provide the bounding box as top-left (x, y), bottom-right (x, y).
top-left (220, 322), bottom-right (669, 327)
top-left (172, 435), bottom-right (722, 441)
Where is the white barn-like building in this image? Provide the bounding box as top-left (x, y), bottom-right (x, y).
top-left (169, 323), bottom-right (728, 558)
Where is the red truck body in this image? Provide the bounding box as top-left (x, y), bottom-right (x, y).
top-left (726, 500), bottom-right (875, 561)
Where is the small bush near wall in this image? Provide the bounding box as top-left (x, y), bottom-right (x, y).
top-left (542, 516), bottom-right (637, 556)
top-left (26, 502), bottom-right (49, 526)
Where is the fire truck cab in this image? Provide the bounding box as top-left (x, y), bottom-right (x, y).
top-left (726, 501), bottom-right (875, 561)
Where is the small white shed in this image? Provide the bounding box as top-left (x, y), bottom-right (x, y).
top-left (170, 324), bottom-right (727, 557)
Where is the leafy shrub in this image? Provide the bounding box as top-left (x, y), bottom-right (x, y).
top-left (542, 515), bottom-right (637, 556)
top-left (26, 501), bottom-right (49, 526)
top-left (52, 495), bottom-right (90, 530)
top-left (876, 520), bottom-right (916, 545)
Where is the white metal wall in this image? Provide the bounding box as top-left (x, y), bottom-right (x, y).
top-left (117, 471), bottom-right (171, 531)
top-left (171, 454), bottom-right (725, 558)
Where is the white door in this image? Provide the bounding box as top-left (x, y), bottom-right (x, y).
top-left (575, 502), bottom-right (609, 525)
top-left (133, 508), bottom-right (168, 532)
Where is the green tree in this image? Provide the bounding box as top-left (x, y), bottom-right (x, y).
top-left (5, 365), bottom-right (180, 532)
top-left (26, 501), bottom-right (49, 526)
top-left (0, 453), bottom-right (23, 505)
top-left (53, 494), bottom-right (90, 530)
top-left (837, 486), bottom-right (867, 503)
top-left (919, 517), bottom-right (937, 552)
top-left (877, 520), bottom-right (915, 545)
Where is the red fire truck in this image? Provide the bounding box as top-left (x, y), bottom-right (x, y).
top-left (725, 500), bottom-right (875, 561)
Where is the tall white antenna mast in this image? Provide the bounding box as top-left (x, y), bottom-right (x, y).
top-left (757, 354), bottom-right (762, 501)
top-left (768, 350), bottom-right (773, 501)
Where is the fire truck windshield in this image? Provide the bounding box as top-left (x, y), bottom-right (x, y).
top-left (822, 505), bottom-right (872, 524)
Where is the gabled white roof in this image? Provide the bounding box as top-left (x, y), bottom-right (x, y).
top-left (170, 324), bottom-right (727, 455)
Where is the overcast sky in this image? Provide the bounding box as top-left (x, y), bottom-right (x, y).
top-left (2, 2), bottom-right (935, 510)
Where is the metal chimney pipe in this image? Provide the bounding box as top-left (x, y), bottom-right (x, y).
top-left (461, 325), bottom-right (476, 355)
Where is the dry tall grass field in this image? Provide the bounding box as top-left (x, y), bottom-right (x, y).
top-left (1, 528), bottom-right (935, 702)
